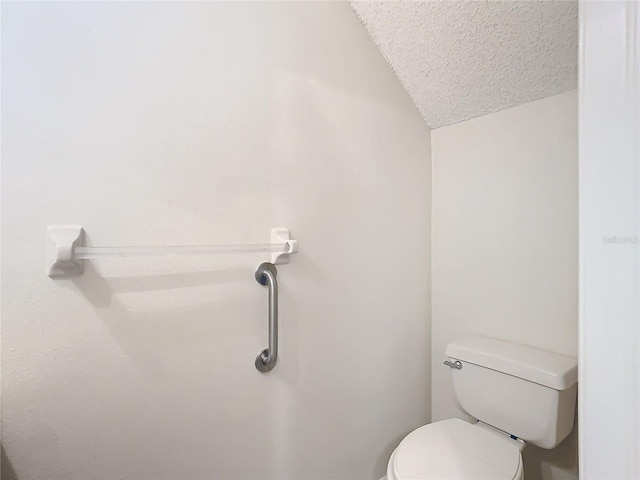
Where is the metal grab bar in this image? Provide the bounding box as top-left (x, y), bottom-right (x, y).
top-left (255, 262), bottom-right (278, 373)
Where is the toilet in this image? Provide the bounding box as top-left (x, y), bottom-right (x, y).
top-left (387, 336), bottom-right (578, 480)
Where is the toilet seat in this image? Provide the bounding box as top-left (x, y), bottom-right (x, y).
top-left (387, 418), bottom-right (523, 480)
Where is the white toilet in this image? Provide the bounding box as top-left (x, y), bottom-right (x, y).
top-left (387, 336), bottom-right (578, 480)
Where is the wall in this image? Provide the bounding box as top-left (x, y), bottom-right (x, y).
top-left (579, 2), bottom-right (640, 478)
top-left (1, 3), bottom-right (432, 479)
top-left (431, 91), bottom-right (578, 480)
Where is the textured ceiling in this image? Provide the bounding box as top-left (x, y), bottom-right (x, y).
top-left (351, 1), bottom-right (578, 128)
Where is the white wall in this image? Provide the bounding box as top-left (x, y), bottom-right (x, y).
top-left (1, 3), bottom-right (432, 479)
top-left (431, 91), bottom-right (578, 480)
top-left (579, 2), bottom-right (640, 478)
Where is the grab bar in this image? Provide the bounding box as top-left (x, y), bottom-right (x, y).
top-left (255, 262), bottom-right (278, 373)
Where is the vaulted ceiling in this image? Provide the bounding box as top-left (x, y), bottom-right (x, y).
top-left (351, 1), bottom-right (578, 128)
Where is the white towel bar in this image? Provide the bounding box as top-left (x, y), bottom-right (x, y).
top-left (46, 226), bottom-right (298, 277)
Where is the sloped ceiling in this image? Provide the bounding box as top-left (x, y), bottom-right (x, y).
top-left (351, 1), bottom-right (578, 128)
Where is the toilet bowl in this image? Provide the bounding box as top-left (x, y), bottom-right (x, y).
top-left (387, 419), bottom-right (524, 480)
top-left (386, 336), bottom-right (578, 480)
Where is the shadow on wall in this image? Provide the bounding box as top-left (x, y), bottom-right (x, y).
top-left (2, 444), bottom-right (19, 480)
top-left (62, 262), bottom-right (254, 376)
top-left (523, 418), bottom-right (579, 480)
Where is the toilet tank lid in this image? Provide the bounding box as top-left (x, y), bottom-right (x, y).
top-left (446, 336), bottom-right (578, 390)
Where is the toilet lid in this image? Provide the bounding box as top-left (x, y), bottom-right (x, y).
top-left (391, 418), bottom-right (522, 480)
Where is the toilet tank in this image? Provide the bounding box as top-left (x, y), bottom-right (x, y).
top-left (446, 336), bottom-right (578, 449)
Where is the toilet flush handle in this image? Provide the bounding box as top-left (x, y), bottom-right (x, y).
top-left (444, 359), bottom-right (463, 370)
